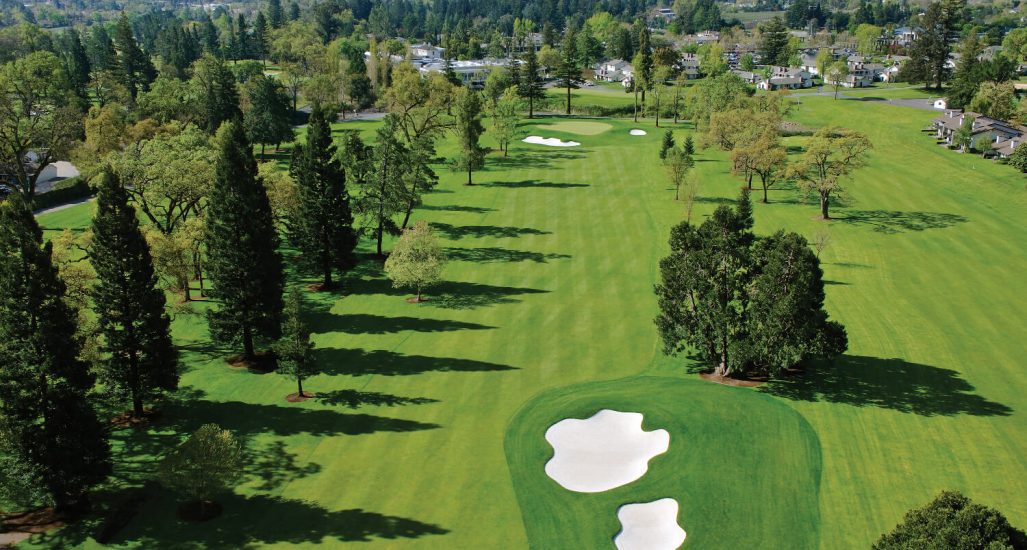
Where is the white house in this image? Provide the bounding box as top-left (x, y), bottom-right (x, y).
top-left (595, 59), bottom-right (634, 83)
top-left (410, 43), bottom-right (445, 61)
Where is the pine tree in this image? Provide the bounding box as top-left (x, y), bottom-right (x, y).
top-left (253, 12), bottom-right (269, 62)
top-left (89, 173), bottom-right (179, 419)
top-left (268, 0), bottom-right (284, 28)
top-left (683, 135), bottom-right (695, 156)
top-left (192, 54), bottom-right (241, 134)
top-left (288, 106), bottom-right (357, 290)
top-left (637, 23), bottom-right (653, 107)
top-left (559, 26), bottom-right (580, 115)
top-left (355, 116), bottom-right (407, 257)
top-left (205, 121), bottom-right (284, 362)
top-left (518, 47), bottom-right (545, 118)
top-left (0, 195), bottom-right (111, 513)
top-left (59, 30), bottom-right (91, 98)
top-left (244, 75), bottom-right (293, 159)
top-left (276, 288), bottom-right (317, 398)
top-left (113, 13), bottom-right (156, 100)
top-left (452, 89), bottom-right (486, 185)
top-left (660, 129), bottom-right (675, 160)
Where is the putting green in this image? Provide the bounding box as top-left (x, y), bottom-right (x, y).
top-left (505, 376), bottom-right (822, 548)
top-left (537, 120), bottom-right (613, 135)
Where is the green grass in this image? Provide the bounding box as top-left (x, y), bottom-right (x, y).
top-left (506, 376), bottom-right (822, 548)
top-left (26, 99), bottom-right (1027, 549)
top-left (533, 120), bottom-right (612, 135)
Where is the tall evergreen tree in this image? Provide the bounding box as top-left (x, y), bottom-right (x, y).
top-left (637, 22), bottom-right (653, 106)
top-left (86, 25), bottom-right (119, 73)
top-left (276, 288), bottom-right (317, 398)
top-left (288, 106), bottom-right (357, 290)
top-left (518, 47), bottom-right (545, 118)
top-left (559, 26), bottom-right (580, 115)
top-left (113, 13), bottom-right (156, 100)
top-left (452, 89), bottom-right (486, 185)
top-left (355, 116), bottom-right (407, 257)
top-left (253, 12), bottom-right (270, 62)
top-left (89, 173), bottom-right (179, 419)
top-left (759, 16), bottom-right (791, 67)
top-left (205, 121), bottom-right (284, 361)
top-left (268, 0), bottom-right (284, 28)
top-left (58, 30), bottom-right (91, 98)
top-left (0, 195), bottom-right (111, 513)
top-left (192, 54), bottom-right (241, 134)
top-left (244, 75), bottom-right (293, 159)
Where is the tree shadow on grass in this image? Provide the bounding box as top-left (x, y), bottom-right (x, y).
top-left (431, 222), bottom-right (551, 240)
top-left (247, 441), bottom-right (323, 492)
top-left (160, 399), bottom-right (441, 437)
top-left (306, 312), bottom-right (495, 335)
top-left (489, 150), bottom-right (586, 170)
top-left (418, 204), bottom-right (496, 214)
top-left (480, 180), bottom-right (590, 189)
top-left (837, 210), bottom-right (968, 234)
top-left (445, 246), bottom-right (571, 263)
top-left (761, 355), bottom-right (1012, 417)
top-left (428, 280), bottom-right (550, 309)
top-left (316, 390), bottom-right (439, 408)
top-left (315, 347), bottom-right (518, 377)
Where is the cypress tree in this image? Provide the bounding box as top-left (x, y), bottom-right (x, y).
top-left (287, 106), bottom-right (357, 290)
top-left (89, 173), bottom-right (179, 420)
top-left (113, 13), bottom-right (157, 100)
top-left (268, 0), bottom-right (284, 29)
top-left (205, 121), bottom-right (284, 362)
top-left (0, 195), bottom-right (111, 513)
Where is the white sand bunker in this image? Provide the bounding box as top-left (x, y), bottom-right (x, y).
top-left (523, 136), bottom-right (580, 147)
top-left (629, 129), bottom-right (647, 136)
top-left (544, 409), bottom-right (669, 493)
top-left (615, 498), bottom-right (687, 550)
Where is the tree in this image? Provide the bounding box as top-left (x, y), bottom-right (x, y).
top-left (191, 54), bottom-right (241, 134)
top-left (268, 0), bottom-right (284, 29)
top-left (665, 146), bottom-right (694, 200)
top-left (969, 81), bottom-right (1016, 121)
top-left (384, 220), bottom-right (446, 302)
top-left (89, 173), bottom-right (178, 420)
top-left (903, 2), bottom-right (954, 90)
top-left (874, 491), bottom-right (1027, 550)
top-left (655, 191), bottom-right (753, 377)
top-left (759, 17), bottom-right (790, 67)
top-left (789, 127), bottom-right (872, 219)
top-left (685, 72), bottom-right (751, 130)
top-left (952, 115), bottom-right (974, 152)
top-left (244, 75), bottom-right (294, 160)
top-left (205, 121), bottom-right (284, 362)
top-left (815, 48), bottom-right (833, 77)
top-left (491, 87), bottom-right (520, 157)
top-left (699, 43), bottom-right (727, 77)
top-left (660, 129), bottom-right (675, 160)
top-left (399, 134), bottom-right (440, 229)
top-left (288, 106), bottom-right (356, 290)
top-left (379, 63), bottom-right (455, 143)
top-left (0, 51), bottom-right (81, 199)
top-left (113, 13), bottom-right (156, 100)
top-left (854, 24), bottom-right (882, 56)
top-left (683, 135), bottom-right (695, 156)
top-left (741, 231), bottom-right (847, 375)
top-left (1008, 142), bottom-right (1027, 172)
top-left (826, 61), bottom-right (849, 99)
top-left (740, 52), bottom-right (756, 72)
top-left (637, 23), bottom-right (653, 109)
top-left (559, 26), bottom-right (580, 115)
top-left (355, 117), bottom-right (407, 257)
top-left (518, 47), bottom-right (545, 118)
top-left (746, 133), bottom-right (788, 203)
top-left (1001, 27), bottom-right (1027, 63)
top-left (452, 88), bottom-right (486, 186)
top-left (159, 424), bottom-right (242, 521)
top-left (0, 195), bottom-right (111, 513)
top-left (276, 288), bottom-right (317, 399)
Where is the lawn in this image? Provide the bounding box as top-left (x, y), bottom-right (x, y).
top-left (25, 97), bottom-right (1027, 548)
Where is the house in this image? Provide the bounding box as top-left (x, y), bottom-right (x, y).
top-left (656, 7), bottom-right (676, 20)
top-left (595, 59), bottom-right (634, 83)
top-left (933, 110), bottom-right (1024, 151)
top-left (840, 74), bottom-right (873, 88)
top-left (418, 59), bottom-right (505, 89)
top-left (678, 53), bottom-right (701, 79)
top-left (847, 57), bottom-right (886, 81)
top-left (893, 27), bottom-right (918, 47)
top-left (410, 43), bottom-right (445, 61)
top-left (730, 69), bottom-right (761, 84)
top-left (769, 66), bottom-right (814, 87)
top-left (758, 76), bottom-right (803, 90)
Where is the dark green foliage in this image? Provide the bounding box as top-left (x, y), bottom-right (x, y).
top-left (57, 29), bottom-right (91, 99)
top-left (400, 134), bottom-right (439, 229)
top-left (759, 17), bottom-right (791, 67)
top-left (683, 135), bottom-right (695, 156)
top-left (0, 194), bottom-right (111, 512)
top-left (559, 26), bottom-right (580, 115)
top-left (244, 75), bottom-right (294, 159)
top-left (902, 2), bottom-right (955, 90)
top-left (354, 116), bottom-right (407, 257)
top-left (518, 48), bottom-right (545, 118)
top-left (660, 130), bottom-right (675, 160)
top-left (451, 90), bottom-right (486, 185)
top-left (113, 13), bottom-right (156, 100)
top-left (655, 190), bottom-right (846, 378)
top-left (90, 173), bottom-right (179, 419)
top-left (873, 491), bottom-right (1027, 550)
top-left (193, 54), bottom-right (242, 134)
top-left (86, 25), bottom-right (119, 73)
top-left (945, 31), bottom-right (1017, 109)
top-left (276, 288), bottom-right (318, 397)
top-left (205, 121), bottom-right (284, 360)
top-left (268, 0), bottom-right (284, 28)
top-left (287, 106), bottom-right (357, 290)
top-left (1008, 142), bottom-right (1027, 172)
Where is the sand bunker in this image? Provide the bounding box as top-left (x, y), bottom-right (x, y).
top-left (523, 136), bottom-right (580, 147)
top-left (614, 498), bottom-right (687, 550)
top-left (544, 409), bottom-right (669, 493)
top-left (629, 129), bottom-right (647, 136)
